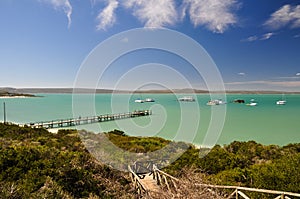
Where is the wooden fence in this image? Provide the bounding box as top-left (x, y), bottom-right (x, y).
top-left (196, 183), bottom-right (300, 199)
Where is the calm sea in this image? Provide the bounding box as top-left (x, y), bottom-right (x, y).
top-left (1, 94), bottom-right (299, 146)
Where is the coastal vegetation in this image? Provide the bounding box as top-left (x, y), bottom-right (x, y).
top-left (0, 123), bottom-right (299, 198)
top-left (0, 88), bottom-right (36, 98)
top-left (0, 91), bottom-right (36, 98)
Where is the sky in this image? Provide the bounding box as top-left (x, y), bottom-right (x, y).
top-left (1, 0), bottom-right (300, 91)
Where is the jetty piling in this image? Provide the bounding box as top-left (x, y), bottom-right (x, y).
top-left (3, 102), bottom-right (6, 124)
top-left (26, 110), bottom-right (151, 129)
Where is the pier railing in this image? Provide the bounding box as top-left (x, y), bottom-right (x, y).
top-left (25, 110), bottom-right (151, 129)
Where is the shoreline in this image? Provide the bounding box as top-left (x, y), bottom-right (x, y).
top-left (2, 121), bottom-right (299, 147)
top-left (0, 96), bottom-right (33, 99)
top-left (3, 87), bottom-right (300, 95)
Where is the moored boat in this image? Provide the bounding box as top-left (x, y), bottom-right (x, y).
top-left (207, 99), bottom-right (226, 105)
top-left (276, 94), bottom-right (286, 105)
top-left (276, 100), bottom-right (286, 105)
top-left (144, 98), bottom-right (155, 102)
top-left (134, 99), bottom-right (144, 103)
top-left (178, 96), bottom-right (195, 102)
top-left (246, 99), bottom-right (257, 106)
top-left (233, 99), bottom-right (245, 103)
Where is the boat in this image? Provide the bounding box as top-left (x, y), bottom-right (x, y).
top-left (134, 98), bottom-right (144, 103)
top-left (178, 96), bottom-right (195, 102)
top-left (207, 99), bottom-right (226, 105)
top-left (276, 94), bottom-right (286, 105)
top-left (144, 98), bottom-right (155, 102)
top-left (246, 99), bottom-right (257, 106)
top-left (276, 100), bottom-right (286, 105)
top-left (233, 99), bottom-right (245, 104)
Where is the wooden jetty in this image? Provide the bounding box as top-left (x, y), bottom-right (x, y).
top-left (26, 110), bottom-right (151, 129)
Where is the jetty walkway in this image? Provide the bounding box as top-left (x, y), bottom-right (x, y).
top-left (26, 110), bottom-right (151, 129)
top-left (128, 161), bottom-right (300, 198)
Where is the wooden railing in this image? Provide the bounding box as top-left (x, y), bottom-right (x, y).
top-left (129, 163), bottom-right (300, 198)
top-left (152, 164), bottom-right (179, 193)
top-left (196, 183), bottom-right (300, 199)
top-left (25, 110), bottom-right (151, 129)
top-left (128, 165), bottom-right (148, 196)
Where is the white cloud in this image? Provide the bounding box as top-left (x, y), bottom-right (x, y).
top-left (241, 35), bottom-right (258, 42)
top-left (93, 0), bottom-right (240, 33)
top-left (260, 32), bottom-right (274, 40)
top-left (182, 0), bottom-right (239, 33)
top-left (123, 0), bottom-right (178, 28)
top-left (291, 5), bottom-right (300, 28)
top-left (296, 73), bottom-right (300, 76)
top-left (41, 0), bottom-right (72, 28)
top-left (264, 4), bottom-right (300, 30)
top-left (241, 32), bottom-right (275, 42)
top-left (238, 72), bottom-right (245, 76)
top-left (96, 0), bottom-right (119, 30)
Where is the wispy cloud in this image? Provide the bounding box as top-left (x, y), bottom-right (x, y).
top-left (238, 72), bottom-right (245, 76)
top-left (123, 0), bottom-right (178, 28)
top-left (242, 35), bottom-right (258, 42)
top-left (242, 32), bottom-right (275, 42)
top-left (296, 73), bottom-right (300, 76)
top-left (93, 0), bottom-right (240, 33)
top-left (260, 32), bottom-right (274, 40)
top-left (96, 0), bottom-right (119, 30)
top-left (182, 0), bottom-right (239, 33)
top-left (264, 4), bottom-right (300, 30)
top-left (41, 0), bottom-right (72, 28)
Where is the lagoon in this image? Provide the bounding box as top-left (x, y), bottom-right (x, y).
top-left (1, 94), bottom-right (299, 146)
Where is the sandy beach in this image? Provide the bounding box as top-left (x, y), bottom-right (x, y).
top-left (0, 96), bottom-right (29, 99)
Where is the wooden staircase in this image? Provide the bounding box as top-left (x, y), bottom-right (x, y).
top-left (128, 161), bottom-right (300, 199)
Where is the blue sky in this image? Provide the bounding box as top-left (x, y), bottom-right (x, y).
top-left (1, 0), bottom-right (300, 91)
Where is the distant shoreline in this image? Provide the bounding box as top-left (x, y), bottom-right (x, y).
top-left (0, 92), bottom-right (37, 98)
top-left (1, 87), bottom-right (300, 95)
top-left (14, 88), bottom-right (300, 94)
top-left (0, 96), bottom-right (34, 99)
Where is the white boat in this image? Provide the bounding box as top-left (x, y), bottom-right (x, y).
top-left (144, 98), bottom-right (155, 102)
top-left (178, 96), bottom-right (195, 102)
top-left (246, 99), bottom-right (257, 106)
top-left (207, 99), bottom-right (226, 105)
top-left (247, 102), bottom-right (257, 106)
top-left (276, 100), bottom-right (286, 105)
top-left (134, 99), bottom-right (144, 103)
top-left (276, 94), bottom-right (286, 105)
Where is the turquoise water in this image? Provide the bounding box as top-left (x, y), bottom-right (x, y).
top-left (0, 94), bottom-right (299, 146)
